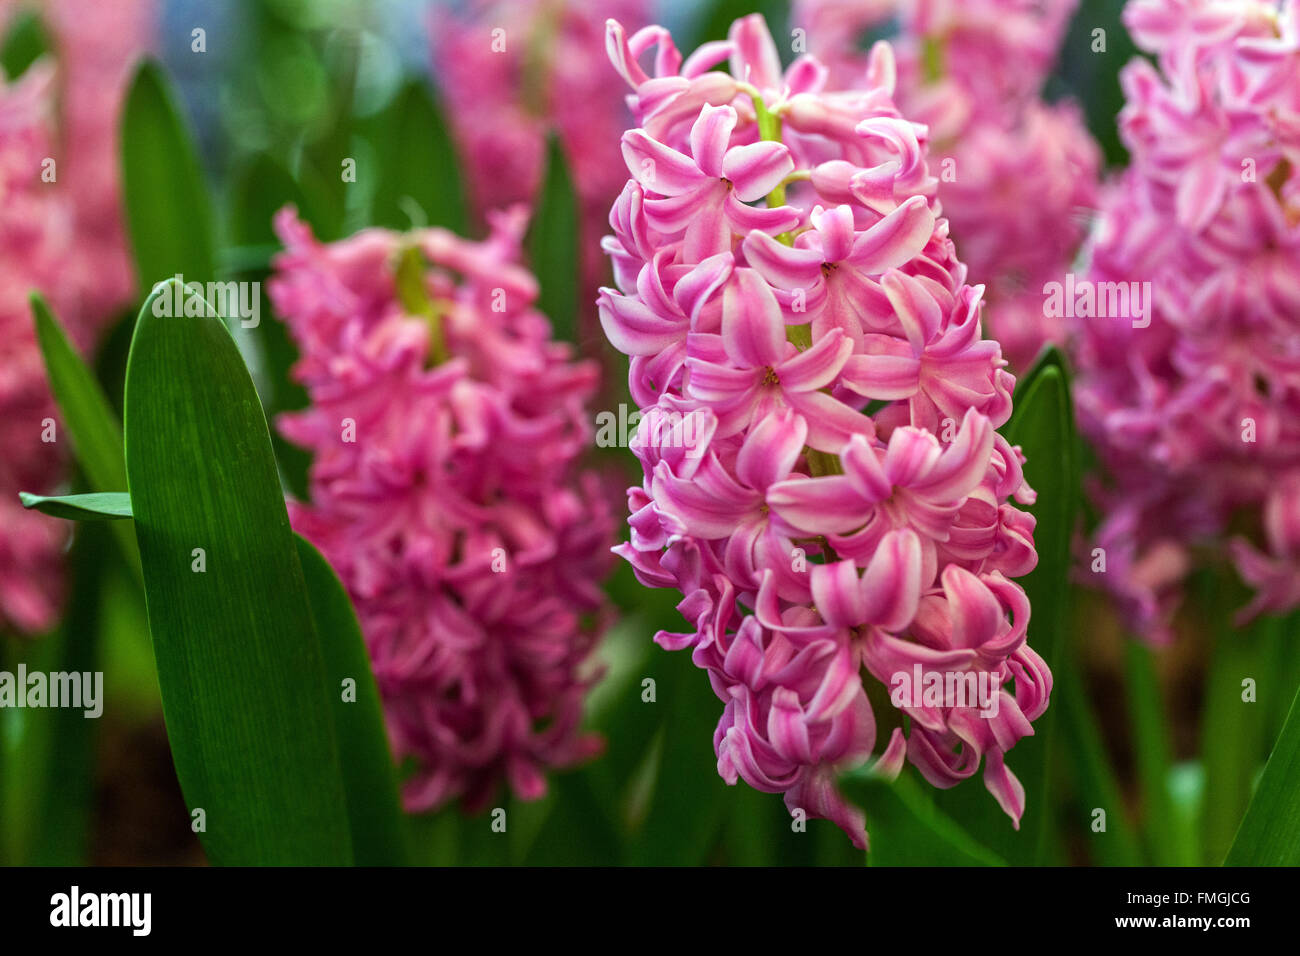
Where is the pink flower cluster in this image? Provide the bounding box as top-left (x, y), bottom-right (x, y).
top-left (0, 63), bottom-right (67, 633)
top-left (1072, 0), bottom-right (1300, 640)
top-left (40, 0), bottom-right (147, 322)
top-left (269, 206), bottom-right (614, 812)
top-left (599, 14), bottom-right (1049, 848)
top-left (431, 0), bottom-right (647, 345)
top-left (793, 0), bottom-right (1101, 370)
top-left (0, 0), bottom-right (150, 635)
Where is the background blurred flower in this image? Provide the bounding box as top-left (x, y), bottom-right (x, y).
top-left (0, 0), bottom-right (152, 635)
top-left (792, 0), bottom-right (1102, 370)
top-left (1071, 0), bottom-right (1300, 641)
top-left (269, 206), bottom-right (615, 811)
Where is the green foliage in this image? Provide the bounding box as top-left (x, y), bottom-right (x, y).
top-left (367, 80), bottom-right (468, 234)
top-left (0, 8), bottom-right (49, 78)
top-left (527, 137), bottom-right (580, 343)
top-left (1225, 679), bottom-right (1300, 866)
top-left (121, 61), bottom-right (218, 294)
top-left (121, 282), bottom-right (366, 864)
top-left (31, 296), bottom-right (142, 579)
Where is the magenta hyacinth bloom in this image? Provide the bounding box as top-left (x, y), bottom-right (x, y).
top-left (600, 14), bottom-right (1047, 847)
top-left (792, 0), bottom-right (1101, 370)
top-left (0, 1), bottom-right (152, 635)
top-left (1072, 0), bottom-right (1300, 641)
top-left (269, 207), bottom-right (614, 812)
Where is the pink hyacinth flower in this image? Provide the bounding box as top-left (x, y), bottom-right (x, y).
top-left (599, 12), bottom-right (1046, 848)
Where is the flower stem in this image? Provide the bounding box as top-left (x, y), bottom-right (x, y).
top-left (751, 93), bottom-right (794, 243)
top-left (395, 245), bottom-right (448, 366)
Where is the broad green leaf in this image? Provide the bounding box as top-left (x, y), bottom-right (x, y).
top-left (124, 280), bottom-right (351, 865)
top-left (31, 295), bottom-right (142, 579)
top-left (368, 80), bottom-right (467, 234)
top-left (0, 8), bottom-right (49, 78)
top-left (527, 136), bottom-right (580, 344)
top-left (295, 535), bottom-right (408, 865)
top-left (121, 60), bottom-right (217, 294)
top-left (578, 570), bottom-right (685, 851)
top-left (842, 770), bottom-right (1005, 866)
top-left (723, 782), bottom-right (785, 866)
top-left (19, 492), bottom-right (132, 521)
top-left (1225, 679), bottom-right (1300, 866)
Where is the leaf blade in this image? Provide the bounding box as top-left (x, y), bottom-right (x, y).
top-left (19, 492), bottom-right (133, 522)
top-left (527, 136), bottom-right (580, 344)
top-left (124, 281), bottom-right (351, 865)
top-left (31, 294), bottom-right (142, 578)
top-left (295, 535), bottom-right (409, 865)
top-left (121, 60), bottom-right (217, 294)
top-left (1225, 680), bottom-right (1300, 866)
top-left (368, 81), bottom-right (467, 233)
top-left (842, 770), bottom-right (1006, 866)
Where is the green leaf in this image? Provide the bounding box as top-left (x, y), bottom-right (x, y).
top-left (1225, 679), bottom-right (1300, 866)
top-left (31, 296), bottom-right (129, 494)
top-left (527, 136), bottom-right (580, 344)
top-left (587, 572), bottom-right (731, 866)
top-left (124, 280), bottom-right (351, 864)
top-left (1056, 644), bottom-right (1144, 865)
top-left (842, 770), bottom-right (1006, 866)
top-left (686, 0), bottom-right (788, 51)
top-left (624, 649), bottom-right (732, 866)
top-left (121, 60), bottom-right (217, 294)
top-left (1199, 588), bottom-right (1283, 864)
top-left (1001, 356), bottom-right (1079, 862)
top-left (368, 80), bottom-right (467, 234)
top-left (31, 294), bottom-right (142, 579)
top-left (1124, 640), bottom-right (1192, 865)
top-left (19, 492), bottom-right (133, 521)
top-left (295, 535), bottom-right (408, 865)
top-left (228, 153), bottom-right (325, 249)
top-left (1045, 0), bottom-right (1138, 168)
top-left (0, 524), bottom-right (106, 866)
top-left (226, 153), bottom-right (315, 499)
top-left (0, 8), bottom-right (49, 78)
